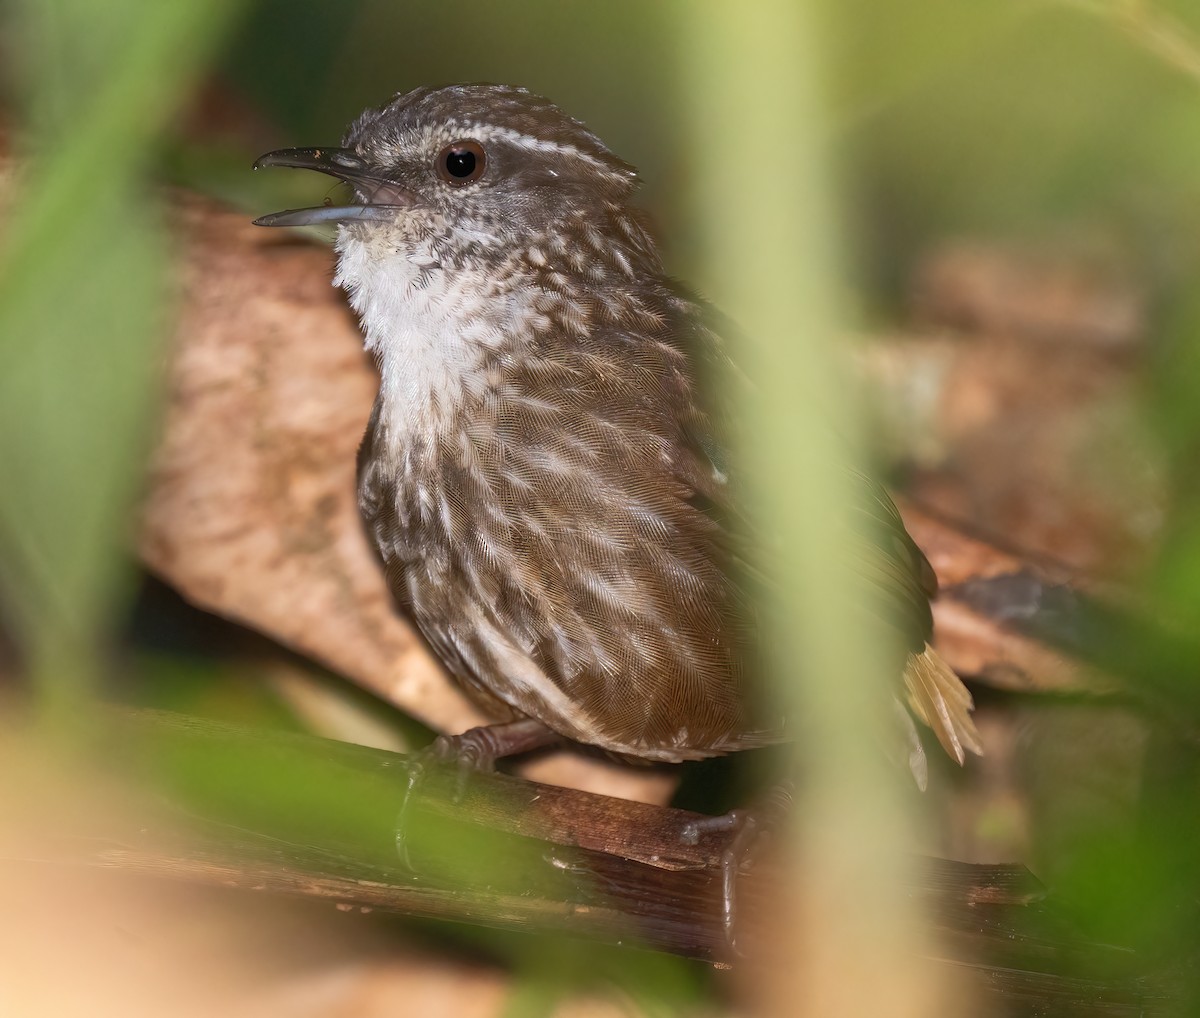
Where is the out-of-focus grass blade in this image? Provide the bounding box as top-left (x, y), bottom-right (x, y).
top-left (0, 0), bottom-right (244, 716)
top-left (680, 3), bottom-right (943, 1015)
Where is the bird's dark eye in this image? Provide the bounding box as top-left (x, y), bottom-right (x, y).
top-left (436, 140), bottom-right (487, 186)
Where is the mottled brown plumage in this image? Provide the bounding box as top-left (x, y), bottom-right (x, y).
top-left (254, 84), bottom-right (981, 776)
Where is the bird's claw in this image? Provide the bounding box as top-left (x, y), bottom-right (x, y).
top-left (682, 783), bottom-right (794, 958)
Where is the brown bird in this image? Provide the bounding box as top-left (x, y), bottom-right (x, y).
top-left (253, 84), bottom-right (981, 784)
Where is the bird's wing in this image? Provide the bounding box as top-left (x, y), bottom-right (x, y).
top-left (672, 293), bottom-right (980, 766)
top-left (673, 296), bottom-right (934, 651)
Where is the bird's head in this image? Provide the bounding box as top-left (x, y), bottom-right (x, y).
top-left (253, 84), bottom-right (656, 277)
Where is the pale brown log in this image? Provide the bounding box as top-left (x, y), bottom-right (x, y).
top-left (143, 196), bottom-right (463, 732)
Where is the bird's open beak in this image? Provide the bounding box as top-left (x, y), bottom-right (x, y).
top-left (252, 146), bottom-right (416, 228)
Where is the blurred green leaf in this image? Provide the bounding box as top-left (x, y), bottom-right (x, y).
top-left (0, 0), bottom-right (244, 712)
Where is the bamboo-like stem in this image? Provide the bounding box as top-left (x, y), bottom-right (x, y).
top-left (3, 708), bottom-right (1163, 1014)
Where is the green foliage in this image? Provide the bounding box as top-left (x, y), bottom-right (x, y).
top-left (0, 0), bottom-right (244, 713)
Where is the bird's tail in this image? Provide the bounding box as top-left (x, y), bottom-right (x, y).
top-left (903, 644), bottom-right (984, 767)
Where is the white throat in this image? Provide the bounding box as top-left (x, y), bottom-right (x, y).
top-left (334, 229), bottom-right (530, 443)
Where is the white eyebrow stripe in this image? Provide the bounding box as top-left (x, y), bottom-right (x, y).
top-left (472, 125), bottom-right (634, 183)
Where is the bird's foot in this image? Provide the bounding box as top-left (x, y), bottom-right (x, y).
top-left (427, 718), bottom-right (559, 794)
top-left (395, 718), bottom-right (559, 870)
top-left (680, 781), bottom-right (794, 958)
